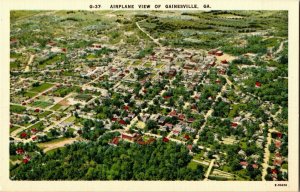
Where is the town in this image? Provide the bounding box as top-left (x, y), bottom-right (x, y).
top-left (9, 10), bottom-right (288, 181)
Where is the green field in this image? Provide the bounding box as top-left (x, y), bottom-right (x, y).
top-left (31, 100), bottom-right (52, 108)
top-left (10, 125), bottom-right (21, 133)
top-left (132, 60), bottom-right (142, 66)
top-left (38, 111), bottom-right (52, 118)
top-left (187, 161), bottom-right (199, 170)
top-left (10, 105), bottom-right (26, 113)
top-left (24, 91), bottom-right (38, 98)
top-left (65, 116), bottom-right (76, 123)
top-left (144, 62), bottom-right (152, 67)
top-left (29, 83), bottom-right (54, 93)
top-left (28, 121), bottom-right (45, 131)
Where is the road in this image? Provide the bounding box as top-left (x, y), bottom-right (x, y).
top-left (136, 21), bottom-right (162, 47)
top-left (204, 159), bottom-right (215, 180)
top-left (261, 128), bottom-right (278, 181)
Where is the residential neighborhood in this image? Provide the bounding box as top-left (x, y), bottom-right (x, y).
top-left (10, 10), bottom-right (288, 181)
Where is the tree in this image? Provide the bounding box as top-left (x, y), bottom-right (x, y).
top-left (145, 120), bottom-right (158, 131)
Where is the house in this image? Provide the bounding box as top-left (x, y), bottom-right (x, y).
top-left (184, 134), bottom-right (190, 140)
top-left (164, 123), bottom-right (173, 129)
top-left (123, 105), bottom-right (129, 111)
top-left (275, 140), bottom-right (282, 148)
top-left (31, 128), bottom-right (37, 134)
top-left (20, 132), bottom-right (27, 138)
top-left (173, 130), bottom-right (180, 136)
top-left (137, 137), bottom-right (156, 145)
top-left (218, 69), bottom-right (226, 75)
top-left (121, 133), bottom-right (140, 141)
top-left (273, 158), bottom-right (283, 166)
top-left (215, 51), bottom-right (223, 56)
top-left (209, 61), bottom-right (216, 66)
top-left (238, 149), bottom-right (246, 156)
top-left (23, 158), bottom-right (29, 164)
top-left (271, 169), bottom-right (278, 175)
top-left (185, 126), bottom-right (195, 133)
top-left (46, 41), bottom-right (56, 47)
top-left (168, 69), bottom-right (177, 77)
top-left (276, 132), bottom-right (282, 139)
top-left (109, 137), bottom-right (120, 146)
top-left (221, 59), bottom-right (228, 64)
top-left (255, 81), bottom-right (261, 88)
top-left (178, 114), bottom-right (185, 121)
top-left (275, 152), bottom-right (281, 158)
top-left (128, 113), bottom-right (135, 119)
top-left (231, 122), bottom-right (238, 128)
top-left (118, 119), bottom-right (127, 125)
top-left (208, 49), bottom-right (217, 55)
top-left (34, 108), bottom-right (40, 113)
top-left (16, 148), bottom-right (24, 155)
top-left (91, 43), bottom-right (102, 49)
top-left (158, 116), bottom-right (166, 124)
top-left (23, 155), bottom-right (31, 164)
top-left (252, 164), bottom-right (259, 169)
top-left (187, 144), bottom-right (193, 151)
top-left (187, 118), bottom-right (194, 123)
top-left (168, 110), bottom-right (177, 117)
top-left (111, 68), bottom-right (117, 72)
top-left (162, 137), bottom-right (169, 142)
top-left (240, 161), bottom-right (248, 169)
top-left (163, 95), bottom-right (172, 99)
top-left (10, 38), bottom-right (18, 44)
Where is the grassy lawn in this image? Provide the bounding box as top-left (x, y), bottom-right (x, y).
top-left (31, 100), bottom-right (52, 108)
top-left (187, 161), bottom-right (199, 170)
top-left (155, 63), bottom-right (163, 68)
top-left (10, 155), bottom-right (20, 161)
top-left (29, 83), bottom-right (54, 93)
top-left (24, 91), bottom-right (38, 98)
top-left (38, 111), bottom-right (52, 118)
top-left (86, 54), bottom-right (97, 59)
top-left (220, 165), bottom-right (232, 172)
top-left (193, 151), bottom-right (205, 161)
top-left (75, 94), bottom-right (93, 102)
top-left (65, 116), bottom-right (75, 123)
top-left (28, 121), bottom-right (44, 130)
top-left (10, 125), bottom-right (21, 133)
top-left (51, 103), bottom-right (63, 111)
top-left (10, 104), bottom-right (26, 113)
top-left (38, 54), bottom-right (65, 69)
top-left (132, 60), bottom-right (142, 66)
top-left (282, 163), bottom-right (288, 169)
top-left (235, 169), bottom-right (250, 180)
top-left (124, 61), bottom-right (131, 66)
top-left (144, 62), bottom-right (152, 67)
top-left (46, 147), bottom-right (66, 155)
top-left (10, 61), bottom-right (21, 69)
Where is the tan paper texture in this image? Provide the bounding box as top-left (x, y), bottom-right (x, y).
top-left (0, 0), bottom-right (298, 191)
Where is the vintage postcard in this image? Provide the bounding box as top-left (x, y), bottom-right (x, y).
top-left (0, 0), bottom-right (298, 191)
